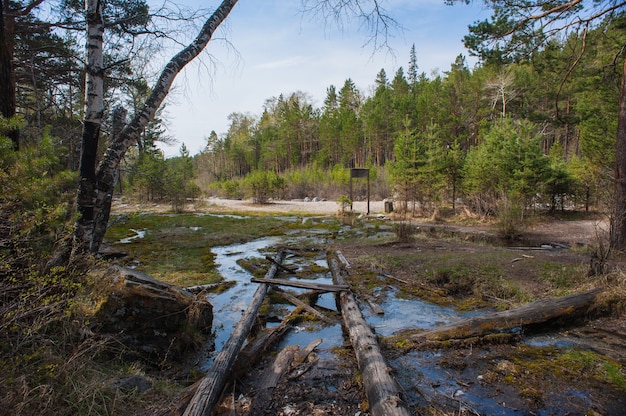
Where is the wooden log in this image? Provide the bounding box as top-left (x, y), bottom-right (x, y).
top-left (251, 277), bottom-right (349, 292)
top-left (246, 339), bottom-right (322, 415)
top-left (182, 250), bottom-right (287, 416)
top-left (274, 287), bottom-right (337, 324)
top-left (368, 300), bottom-right (385, 315)
top-left (328, 255), bottom-right (411, 416)
top-left (406, 288), bottom-right (603, 343)
top-left (184, 283), bottom-right (219, 293)
top-left (246, 345), bottom-right (299, 416)
top-left (288, 338), bottom-right (323, 380)
top-left (234, 306), bottom-right (303, 374)
top-left (265, 255), bottom-right (297, 273)
top-left (336, 250), bottom-right (351, 269)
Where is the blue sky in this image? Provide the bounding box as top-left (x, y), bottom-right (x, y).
top-left (158, 1), bottom-right (492, 157)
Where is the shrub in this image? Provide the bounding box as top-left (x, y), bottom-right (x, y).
top-left (243, 170), bottom-right (285, 204)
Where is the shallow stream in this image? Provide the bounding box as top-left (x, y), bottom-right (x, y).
top-left (201, 217), bottom-right (482, 398)
top-left (114, 212), bottom-right (623, 414)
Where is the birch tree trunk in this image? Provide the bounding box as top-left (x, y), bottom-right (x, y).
top-left (75, 0), bottom-right (239, 255)
top-left (72, 0), bottom-right (104, 256)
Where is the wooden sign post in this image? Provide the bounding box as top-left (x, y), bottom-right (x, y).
top-left (350, 168), bottom-right (370, 215)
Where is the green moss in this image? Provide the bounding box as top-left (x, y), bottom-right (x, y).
top-left (503, 346), bottom-right (626, 394)
top-left (105, 213), bottom-right (294, 286)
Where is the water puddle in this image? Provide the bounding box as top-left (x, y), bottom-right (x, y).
top-left (119, 228), bottom-right (146, 243)
top-left (201, 220), bottom-right (588, 414)
top-left (362, 286), bottom-right (473, 336)
top-left (207, 236), bottom-right (283, 352)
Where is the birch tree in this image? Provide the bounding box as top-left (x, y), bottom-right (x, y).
top-left (73, 0), bottom-right (238, 255)
top-left (72, 0), bottom-right (105, 255)
top-left (71, 0), bottom-right (397, 256)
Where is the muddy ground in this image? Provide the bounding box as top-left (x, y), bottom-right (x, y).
top-left (114, 198), bottom-right (625, 415)
top-left (201, 204), bottom-right (624, 415)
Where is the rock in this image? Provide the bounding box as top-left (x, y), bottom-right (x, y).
top-left (92, 266), bottom-right (213, 362)
top-left (495, 359), bottom-right (518, 376)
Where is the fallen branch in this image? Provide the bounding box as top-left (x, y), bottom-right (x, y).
top-left (184, 283), bottom-right (220, 294)
top-left (265, 255), bottom-right (297, 273)
top-left (182, 250), bottom-right (287, 416)
top-left (404, 288), bottom-right (603, 343)
top-left (251, 277), bottom-right (348, 292)
top-left (274, 287), bottom-right (337, 324)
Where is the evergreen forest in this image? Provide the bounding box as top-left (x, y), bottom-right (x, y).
top-left (184, 20), bottom-right (622, 222)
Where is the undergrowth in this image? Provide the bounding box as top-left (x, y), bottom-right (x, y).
top-left (0, 134), bottom-right (181, 415)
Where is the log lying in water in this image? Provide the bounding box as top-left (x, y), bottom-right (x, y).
top-left (251, 277), bottom-right (349, 292)
top-left (182, 250), bottom-right (287, 416)
top-left (328, 254), bottom-right (411, 416)
top-left (247, 338), bottom-right (323, 416)
top-left (247, 345), bottom-right (299, 416)
top-left (233, 306), bottom-right (303, 375)
top-left (274, 287), bottom-right (337, 324)
top-left (405, 288), bottom-right (604, 343)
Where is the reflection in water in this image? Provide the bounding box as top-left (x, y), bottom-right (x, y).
top-left (362, 286), bottom-right (471, 337)
top-left (202, 219), bottom-right (572, 415)
top-left (207, 236), bottom-right (282, 351)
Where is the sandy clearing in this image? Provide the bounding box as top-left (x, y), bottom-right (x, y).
top-left (112, 197), bottom-right (388, 216)
top-left (111, 196), bottom-right (605, 245)
top-left (202, 197), bottom-right (387, 215)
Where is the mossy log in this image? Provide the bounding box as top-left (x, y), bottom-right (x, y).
top-left (329, 254), bottom-right (411, 416)
top-left (405, 288), bottom-right (603, 343)
top-left (182, 250), bottom-right (286, 416)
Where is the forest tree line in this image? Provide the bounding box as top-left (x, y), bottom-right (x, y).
top-left (1, 1), bottom-right (624, 248)
top-left (177, 16), bottom-right (622, 220)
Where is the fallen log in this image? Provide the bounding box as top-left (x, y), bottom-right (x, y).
top-left (246, 338), bottom-right (322, 416)
top-left (368, 300), bottom-right (385, 315)
top-left (265, 255), bottom-right (297, 273)
top-left (405, 288), bottom-right (603, 343)
top-left (274, 287), bottom-right (337, 324)
top-left (247, 345), bottom-right (299, 416)
top-left (328, 254), bottom-right (411, 416)
top-left (184, 282), bottom-right (220, 293)
top-left (251, 277), bottom-right (349, 292)
top-left (287, 338), bottom-right (323, 380)
top-left (233, 306), bottom-right (303, 375)
top-left (182, 250), bottom-right (287, 416)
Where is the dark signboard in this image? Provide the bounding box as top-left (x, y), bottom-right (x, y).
top-left (350, 168), bottom-right (369, 178)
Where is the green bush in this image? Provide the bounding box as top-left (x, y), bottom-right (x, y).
top-left (243, 170), bottom-right (284, 204)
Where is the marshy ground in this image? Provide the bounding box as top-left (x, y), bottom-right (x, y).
top-left (107, 198), bottom-right (625, 415)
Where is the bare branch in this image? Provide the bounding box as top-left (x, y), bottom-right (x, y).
top-left (299, 0), bottom-right (401, 53)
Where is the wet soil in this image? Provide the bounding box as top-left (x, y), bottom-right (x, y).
top-left (213, 215), bottom-right (626, 416)
top-left (115, 200), bottom-right (623, 415)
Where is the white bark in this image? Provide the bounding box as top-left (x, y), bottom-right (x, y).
top-left (85, 0), bottom-right (239, 253)
top-left (84, 0), bottom-right (104, 125)
top-left (72, 0), bottom-right (105, 255)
